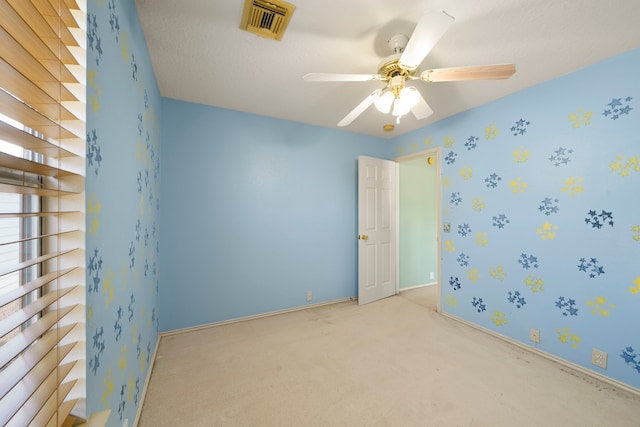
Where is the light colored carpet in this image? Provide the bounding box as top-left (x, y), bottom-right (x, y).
top-left (139, 286), bottom-right (640, 426)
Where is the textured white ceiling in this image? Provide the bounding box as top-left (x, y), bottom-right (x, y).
top-left (135, 0), bottom-right (640, 139)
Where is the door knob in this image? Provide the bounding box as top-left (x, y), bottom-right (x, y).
top-left (358, 235), bottom-right (369, 241)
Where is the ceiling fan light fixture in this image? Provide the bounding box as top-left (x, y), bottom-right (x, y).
top-left (390, 86), bottom-right (419, 117)
top-left (374, 91), bottom-right (395, 114)
top-left (392, 99), bottom-right (411, 117)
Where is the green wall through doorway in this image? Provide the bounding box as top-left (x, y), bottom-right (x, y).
top-left (399, 155), bottom-right (438, 289)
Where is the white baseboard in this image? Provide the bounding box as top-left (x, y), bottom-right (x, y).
top-left (160, 297), bottom-right (356, 338)
top-left (441, 312), bottom-right (640, 397)
top-left (133, 335), bottom-right (161, 427)
top-left (399, 282), bottom-right (437, 291)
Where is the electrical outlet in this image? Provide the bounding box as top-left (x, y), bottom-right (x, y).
top-left (430, 272), bottom-right (435, 280)
top-left (306, 291), bottom-right (312, 302)
top-left (530, 328), bottom-right (540, 343)
top-left (592, 348), bottom-right (607, 369)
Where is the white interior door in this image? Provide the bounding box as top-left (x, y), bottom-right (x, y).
top-left (358, 155), bottom-right (397, 305)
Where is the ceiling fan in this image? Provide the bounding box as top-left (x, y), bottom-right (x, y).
top-left (303, 11), bottom-right (516, 127)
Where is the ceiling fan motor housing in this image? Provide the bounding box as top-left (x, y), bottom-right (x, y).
top-left (377, 54), bottom-right (417, 81)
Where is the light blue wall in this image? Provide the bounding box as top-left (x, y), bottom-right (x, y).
top-left (392, 48), bottom-right (640, 390)
top-left (86, 1), bottom-right (161, 425)
top-left (159, 99), bottom-right (392, 332)
top-left (399, 156), bottom-right (438, 289)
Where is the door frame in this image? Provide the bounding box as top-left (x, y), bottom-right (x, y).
top-left (393, 147), bottom-right (443, 312)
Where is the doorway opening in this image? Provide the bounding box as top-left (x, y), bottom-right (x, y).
top-left (395, 148), bottom-right (442, 312)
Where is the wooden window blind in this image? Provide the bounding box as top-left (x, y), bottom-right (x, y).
top-left (0, 0), bottom-right (86, 426)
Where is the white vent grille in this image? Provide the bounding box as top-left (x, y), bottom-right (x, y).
top-left (240, 0), bottom-right (295, 41)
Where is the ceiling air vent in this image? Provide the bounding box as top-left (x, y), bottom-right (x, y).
top-left (240, 0), bottom-right (295, 41)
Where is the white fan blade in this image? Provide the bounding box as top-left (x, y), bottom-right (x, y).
top-left (411, 92), bottom-right (433, 120)
top-left (303, 73), bottom-right (379, 82)
top-left (420, 64), bottom-right (516, 82)
top-left (399, 10), bottom-right (454, 70)
top-left (338, 89), bottom-right (382, 127)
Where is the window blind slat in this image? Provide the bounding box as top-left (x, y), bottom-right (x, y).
top-left (0, 229), bottom-right (81, 248)
top-left (63, 0), bottom-right (80, 11)
top-left (0, 305), bottom-right (76, 368)
top-left (10, 0), bottom-right (81, 61)
top-left (0, 87), bottom-right (82, 138)
top-left (0, 120), bottom-right (77, 158)
top-left (0, 248), bottom-right (79, 278)
top-left (44, 0), bottom-right (80, 30)
top-left (0, 26), bottom-right (63, 92)
top-left (0, 25), bottom-right (77, 87)
top-left (0, 89), bottom-right (80, 142)
top-left (0, 58), bottom-right (82, 123)
top-left (0, 0), bottom-right (78, 65)
top-left (0, 152), bottom-right (82, 178)
top-left (0, 28), bottom-right (77, 99)
top-left (0, 267), bottom-right (76, 307)
top-left (0, 342), bottom-right (76, 400)
top-left (0, 211), bottom-right (80, 219)
top-left (54, 398), bottom-right (79, 427)
top-left (7, 0), bottom-right (58, 40)
top-left (0, 55), bottom-right (76, 105)
top-left (0, 349), bottom-right (77, 418)
top-left (0, 182), bottom-right (78, 197)
top-left (5, 365), bottom-right (77, 426)
top-left (34, 383), bottom-right (78, 427)
top-left (0, 284), bottom-right (75, 337)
